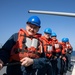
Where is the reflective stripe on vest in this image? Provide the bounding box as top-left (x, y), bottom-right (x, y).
top-left (47, 45), bottom-right (53, 52)
top-left (45, 45), bottom-right (53, 58)
top-left (31, 38), bottom-right (38, 48)
top-left (54, 44), bottom-right (60, 49)
top-left (25, 37), bottom-right (32, 48)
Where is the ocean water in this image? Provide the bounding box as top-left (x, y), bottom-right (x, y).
top-left (72, 51), bottom-right (75, 56)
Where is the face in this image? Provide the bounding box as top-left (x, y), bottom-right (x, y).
top-left (44, 33), bottom-right (51, 39)
top-left (26, 24), bottom-right (39, 36)
top-left (51, 36), bottom-right (56, 40)
top-left (66, 42), bottom-right (69, 44)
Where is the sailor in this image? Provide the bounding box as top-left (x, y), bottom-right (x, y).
top-left (65, 38), bottom-right (73, 71)
top-left (51, 32), bottom-right (62, 75)
top-left (0, 15), bottom-right (47, 75)
top-left (37, 28), bottom-right (53, 75)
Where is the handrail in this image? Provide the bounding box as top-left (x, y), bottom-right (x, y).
top-left (28, 10), bottom-right (75, 17)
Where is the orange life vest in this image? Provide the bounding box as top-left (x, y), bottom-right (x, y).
top-left (52, 39), bottom-right (61, 53)
top-left (10, 29), bottom-right (43, 61)
top-left (66, 42), bottom-right (72, 50)
top-left (40, 36), bottom-right (54, 58)
top-left (60, 42), bottom-right (67, 55)
top-left (65, 42), bottom-right (72, 54)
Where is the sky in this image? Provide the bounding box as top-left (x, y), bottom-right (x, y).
top-left (0, 0), bottom-right (75, 50)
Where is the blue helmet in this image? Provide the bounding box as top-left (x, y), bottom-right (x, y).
top-left (51, 32), bottom-right (57, 37)
top-left (62, 38), bottom-right (67, 42)
top-left (66, 38), bottom-right (69, 42)
top-left (44, 28), bottom-right (52, 35)
top-left (27, 15), bottom-right (41, 28)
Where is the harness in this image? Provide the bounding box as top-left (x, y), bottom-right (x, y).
top-left (10, 29), bottom-right (43, 61)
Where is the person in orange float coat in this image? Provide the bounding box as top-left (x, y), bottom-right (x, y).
top-left (0, 16), bottom-right (47, 75)
top-left (65, 38), bottom-right (73, 71)
top-left (51, 32), bottom-right (62, 75)
top-left (37, 28), bottom-right (53, 75)
top-left (59, 38), bottom-right (68, 75)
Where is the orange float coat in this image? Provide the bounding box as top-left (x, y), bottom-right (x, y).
top-left (52, 39), bottom-right (62, 54)
top-left (40, 36), bottom-right (54, 58)
top-left (66, 42), bottom-right (73, 53)
top-left (59, 42), bottom-right (67, 55)
top-left (10, 29), bottom-right (43, 61)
